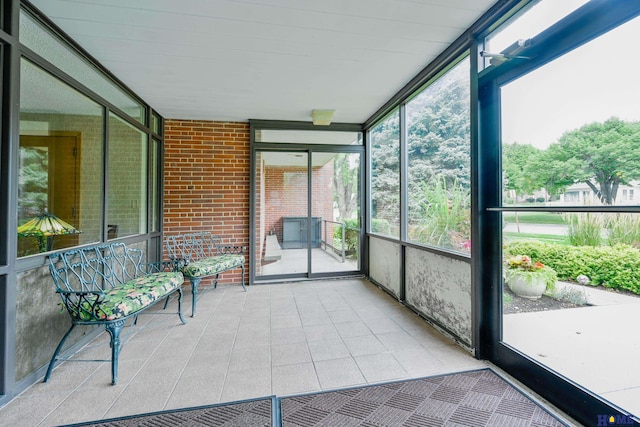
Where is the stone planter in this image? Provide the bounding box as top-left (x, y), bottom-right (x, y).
top-left (506, 272), bottom-right (547, 300)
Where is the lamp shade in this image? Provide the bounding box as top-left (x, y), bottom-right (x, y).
top-left (18, 212), bottom-right (80, 237)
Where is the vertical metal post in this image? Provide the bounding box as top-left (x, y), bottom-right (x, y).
top-left (323, 220), bottom-right (326, 251)
top-left (341, 223), bottom-right (345, 262)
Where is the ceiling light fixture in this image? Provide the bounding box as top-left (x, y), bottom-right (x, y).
top-left (311, 109), bottom-right (335, 126)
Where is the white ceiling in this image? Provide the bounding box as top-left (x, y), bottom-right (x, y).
top-left (29, 0), bottom-right (498, 124)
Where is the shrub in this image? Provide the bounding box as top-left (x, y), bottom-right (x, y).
top-left (607, 213), bottom-right (640, 247)
top-left (562, 212), bottom-right (604, 246)
top-left (371, 218), bottom-right (390, 234)
top-left (504, 240), bottom-right (640, 294)
top-left (334, 218), bottom-right (359, 257)
top-left (410, 176), bottom-right (470, 250)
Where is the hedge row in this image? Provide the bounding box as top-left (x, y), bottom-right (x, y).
top-left (504, 240), bottom-right (640, 295)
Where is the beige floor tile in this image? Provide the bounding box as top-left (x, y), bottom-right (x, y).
top-left (354, 353), bottom-right (408, 383)
top-left (271, 342), bottom-right (312, 366)
top-left (272, 363), bottom-right (320, 395)
top-left (308, 339), bottom-right (351, 361)
top-left (314, 358), bottom-right (366, 389)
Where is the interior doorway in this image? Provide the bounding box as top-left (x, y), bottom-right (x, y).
top-left (251, 126), bottom-right (363, 283)
top-left (18, 133), bottom-right (81, 255)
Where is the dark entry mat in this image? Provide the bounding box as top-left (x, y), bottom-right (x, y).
top-left (279, 369), bottom-right (568, 426)
top-left (62, 396), bottom-right (274, 427)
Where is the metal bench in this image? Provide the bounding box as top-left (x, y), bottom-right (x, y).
top-left (45, 242), bottom-right (186, 385)
top-left (165, 232), bottom-right (246, 317)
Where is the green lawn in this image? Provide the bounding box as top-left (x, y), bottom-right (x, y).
top-left (503, 212), bottom-right (565, 225)
top-left (503, 231), bottom-right (570, 245)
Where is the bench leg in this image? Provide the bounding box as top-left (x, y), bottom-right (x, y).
top-left (43, 323), bottom-right (76, 382)
top-left (190, 277), bottom-right (202, 317)
top-left (105, 320), bottom-right (126, 385)
top-left (175, 287), bottom-right (187, 324)
top-left (241, 265), bottom-right (247, 292)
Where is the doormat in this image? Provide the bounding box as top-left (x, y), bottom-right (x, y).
top-left (63, 396), bottom-right (274, 427)
top-left (62, 369), bottom-right (569, 426)
top-left (279, 368), bottom-right (568, 426)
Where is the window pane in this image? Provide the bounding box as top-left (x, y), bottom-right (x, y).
top-left (370, 110), bottom-right (399, 238)
top-left (501, 15), bottom-right (640, 208)
top-left (256, 129), bottom-right (362, 145)
top-left (152, 113), bottom-right (161, 135)
top-left (18, 59), bottom-right (103, 256)
top-left (20, 10), bottom-right (145, 123)
top-left (406, 58), bottom-right (471, 253)
top-left (108, 113), bottom-right (147, 238)
top-left (151, 139), bottom-right (161, 232)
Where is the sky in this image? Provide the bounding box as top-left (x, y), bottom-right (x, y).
top-left (492, 1), bottom-right (640, 149)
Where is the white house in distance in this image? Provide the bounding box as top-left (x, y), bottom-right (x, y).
top-left (557, 181), bottom-right (640, 205)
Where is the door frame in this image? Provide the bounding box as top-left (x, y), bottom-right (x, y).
top-left (249, 120), bottom-right (365, 284)
top-left (475, 2), bottom-right (640, 424)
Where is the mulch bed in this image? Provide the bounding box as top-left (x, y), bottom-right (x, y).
top-left (503, 288), bottom-right (582, 314)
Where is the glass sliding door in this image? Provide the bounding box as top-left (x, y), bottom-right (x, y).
top-left (251, 125), bottom-right (364, 282)
top-left (254, 150), bottom-right (309, 277)
top-left (478, 2), bottom-right (640, 424)
top-left (312, 152), bottom-right (361, 274)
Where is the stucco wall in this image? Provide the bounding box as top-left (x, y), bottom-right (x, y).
top-left (15, 266), bottom-right (97, 381)
top-left (405, 247), bottom-right (472, 347)
top-left (368, 236), bottom-right (401, 297)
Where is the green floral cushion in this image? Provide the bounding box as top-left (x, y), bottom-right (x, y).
top-left (182, 254), bottom-right (244, 278)
top-left (79, 272), bottom-right (184, 321)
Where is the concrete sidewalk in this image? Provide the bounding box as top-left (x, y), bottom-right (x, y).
top-left (504, 282), bottom-right (640, 417)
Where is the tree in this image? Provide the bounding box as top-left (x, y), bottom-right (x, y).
top-left (527, 118), bottom-right (640, 205)
top-left (502, 142), bottom-right (543, 200)
top-left (370, 113), bottom-right (400, 227)
top-left (333, 153), bottom-right (359, 222)
top-left (18, 147), bottom-right (48, 218)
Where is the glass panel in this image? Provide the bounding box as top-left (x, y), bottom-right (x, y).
top-left (152, 113), bottom-right (161, 135)
top-left (151, 139), bottom-right (160, 232)
top-left (501, 16), bottom-right (640, 208)
top-left (312, 152), bottom-right (360, 273)
top-left (108, 113), bottom-right (147, 238)
top-left (406, 58), bottom-right (471, 253)
top-left (500, 16), bottom-right (640, 417)
top-left (256, 129), bottom-right (362, 145)
top-left (20, 10), bottom-right (145, 123)
top-left (254, 151), bottom-right (309, 276)
top-left (484, 0), bottom-right (589, 67)
top-left (370, 110), bottom-right (400, 238)
top-left (18, 59), bottom-right (103, 256)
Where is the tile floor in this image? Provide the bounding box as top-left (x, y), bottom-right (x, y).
top-left (0, 278), bottom-right (514, 426)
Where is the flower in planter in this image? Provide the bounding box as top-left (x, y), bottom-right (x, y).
top-left (506, 254), bottom-right (544, 272)
top-left (505, 254), bottom-right (558, 296)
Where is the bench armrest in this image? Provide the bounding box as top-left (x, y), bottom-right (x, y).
top-left (57, 289), bottom-right (107, 322)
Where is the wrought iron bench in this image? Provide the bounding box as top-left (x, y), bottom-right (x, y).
top-left (166, 231), bottom-right (246, 317)
top-left (45, 242), bottom-right (186, 385)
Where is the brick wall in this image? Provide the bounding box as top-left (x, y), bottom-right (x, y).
top-left (163, 119), bottom-right (250, 285)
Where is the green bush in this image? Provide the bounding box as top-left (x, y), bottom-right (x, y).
top-left (562, 212), bottom-right (604, 246)
top-left (371, 218), bottom-right (390, 234)
top-left (607, 213), bottom-right (640, 246)
top-left (334, 219), bottom-right (359, 257)
top-left (410, 176), bottom-right (470, 250)
top-left (504, 240), bottom-right (640, 294)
